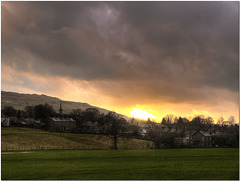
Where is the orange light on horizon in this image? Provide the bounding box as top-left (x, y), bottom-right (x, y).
top-left (130, 108), bottom-right (157, 120)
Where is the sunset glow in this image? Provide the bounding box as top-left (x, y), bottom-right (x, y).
top-left (1, 2), bottom-right (239, 124)
top-left (130, 108), bottom-right (157, 120)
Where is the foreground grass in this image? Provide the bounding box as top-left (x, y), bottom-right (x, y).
top-left (1, 127), bottom-right (153, 150)
top-left (1, 148), bottom-right (239, 180)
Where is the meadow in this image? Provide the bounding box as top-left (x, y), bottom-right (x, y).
top-left (1, 148), bottom-right (239, 180)
top-left (1, 127), bottom-right (153, 150)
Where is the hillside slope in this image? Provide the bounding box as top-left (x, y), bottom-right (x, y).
top-left (1, 127), bottom-right (154, 150)
top-left (1, 91), bottom-right (109, 114)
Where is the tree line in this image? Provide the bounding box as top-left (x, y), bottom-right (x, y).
top-left (2, 104), bottom-right (55, 119)
top-left (2, 105), bottom-right (139, 150)
top-left (146, 114), bottom-right (238, 148)
top-left (2, 105), bottom-right (239, 149)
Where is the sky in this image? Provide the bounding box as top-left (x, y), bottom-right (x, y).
top-left (1, 1), bottom-right (239, 123)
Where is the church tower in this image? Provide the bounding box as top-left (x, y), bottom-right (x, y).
top-left (59, 100), bottom-right (63, 115)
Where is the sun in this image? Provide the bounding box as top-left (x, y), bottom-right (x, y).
top-left (130, 108), bottom-right (157, 120)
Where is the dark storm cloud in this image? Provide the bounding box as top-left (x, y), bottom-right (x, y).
top-left (118, 2), bottom-right (239, 90)
top-left (2, 1), bottom-right (239, 104)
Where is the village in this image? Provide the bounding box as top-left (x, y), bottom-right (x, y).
top-left (1, 101), bottom-right (239, 149)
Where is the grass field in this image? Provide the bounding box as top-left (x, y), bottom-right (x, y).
top-left (1, 127), bottom-right (154, 150)
top-left (1, 148), bottom-right (239, 180)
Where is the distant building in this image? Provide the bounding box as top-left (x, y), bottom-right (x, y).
top-left (191, 131), bottom-right (212, 147)
top-left (47, 101), bottom-right (76, 132)
top-left (174, 130), bottom-right (212, 148)
top-left (48, 117), bottom-right (76, 132)
top-left (22, 118), bottom-right (42, 128)
top-left (1, 116), bottom-right (10, 127)
top-left (174, 131), bottom-right (192, 147)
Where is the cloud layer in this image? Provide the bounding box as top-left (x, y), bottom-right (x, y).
top-left (2, 2), bottom-right (239, 120)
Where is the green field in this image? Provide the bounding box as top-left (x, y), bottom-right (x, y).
top-left (1, 148), bottom-right (239, 180)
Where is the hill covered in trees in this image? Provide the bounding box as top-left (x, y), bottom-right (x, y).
top-left (1, 91), bottom-right (110, 114)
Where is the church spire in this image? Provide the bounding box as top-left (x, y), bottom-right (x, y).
top-left (59, 100), bottom-right (62, 115)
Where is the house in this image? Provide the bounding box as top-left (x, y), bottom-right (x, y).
top-left (1, 116), bottom-right (10, 127)
top-left (174, 130), bottom-right (212, 148)
top-left (191, 131), bottom-right (212, 147)
top-left (174, 131), bottom-right (192, 147)
top-left (22, 118), bottom-right (42, 128)
top-left (1, 115), bottom-right (18, 127)
top-left (174, 137), bottom-right (191, 147)
top-left (47, 101), bottom-right (76, 132)
top-left (48, 116), bottom-right (76, 132)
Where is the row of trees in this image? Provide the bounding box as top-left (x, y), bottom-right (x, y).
top-left (2, 106), bottom-right (138, 150)
top-left (2, 106), bottom-right (236, 127)
top-left (160, 114), bottom-right (236, 127)
top-left (2, 104), bottom-right (55, 119)
top-left (70, 108), bottom-right (141, 149)
top-left (70, 108), bottom-right (139, 134)
top-left (146, 115), bottom-right (239, 148)
top-left (2, 105), bottom-right (239, 149)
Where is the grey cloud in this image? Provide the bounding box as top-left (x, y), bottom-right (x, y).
top-left (1, 1), bottom-right (239, 104)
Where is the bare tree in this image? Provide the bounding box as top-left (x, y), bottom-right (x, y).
top-left (217, 116), bottom-right (224, 126)
top-left (227, 116), bottom-right (235, 126)
top-left (164, 114), bottom-right (176, 125)
top-left (105, 112), bottom-right (127, 150)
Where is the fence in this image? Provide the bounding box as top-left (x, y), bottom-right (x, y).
top-left (1, 145), bottom-right (154, 152)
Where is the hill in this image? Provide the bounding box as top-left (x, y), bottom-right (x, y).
top-left (1, 127), bottom-right (154, 151)
top-left (1, 91), bottom-right (110, 114)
